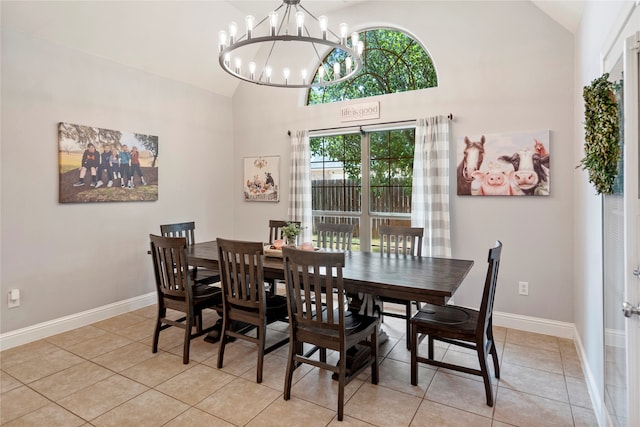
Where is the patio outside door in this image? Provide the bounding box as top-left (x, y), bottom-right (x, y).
top-left (603, 32), bottom-right (640, 427)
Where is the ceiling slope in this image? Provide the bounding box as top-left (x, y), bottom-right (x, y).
top-left (1, 1), bottom-right (583, 97)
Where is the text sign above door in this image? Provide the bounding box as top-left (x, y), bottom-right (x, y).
top-left (340, 102), bottom-right (380, 122)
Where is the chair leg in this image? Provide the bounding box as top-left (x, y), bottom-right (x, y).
top-left (337, 350), bottom-right (347, 421)
top-left (427, 335), bottom-right (434, 360)
top-left (477, 346), bottom-right (494, 406)
top-left (195, 309), bottom-right (203, 332)
top-left (183, 315), bottom-right (192, 364)
top-left (284, 338), bottom-right (296, 400)
top-left (410, 324), bottom-right (418, 386)
top-left (371, 325), bottom-right (379, 384)
top-left (294, 341), bottom-right (304, 368)
top-left (217, 317), bottom-right (228, 369)
top-left (405, 302), bottom-right (412, 350)
top-left (490, 341), bottom-right (500, 379)
top-left (486, 324), bottom-right (500, 378)
top-left (152, 306), bottom-right (165, 353)
top-left (256, 325), bottom-right (265, 383)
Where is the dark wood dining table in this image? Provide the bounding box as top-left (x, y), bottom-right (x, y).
top-left (187, 241), bottom-right (474, 306)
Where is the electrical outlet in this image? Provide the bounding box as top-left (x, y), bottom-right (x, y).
top-left (518, 281), bottom-right (529, 296)
top-left (8, 289), bottom-right (20, 308)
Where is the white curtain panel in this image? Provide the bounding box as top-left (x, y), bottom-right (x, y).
top-left (288, 130), bottom-right (313, 243)
top-left (411, 116), bottom-right (452, 257)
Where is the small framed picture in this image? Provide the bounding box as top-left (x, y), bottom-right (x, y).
top-left (243, 156), bottom-right (279, 202)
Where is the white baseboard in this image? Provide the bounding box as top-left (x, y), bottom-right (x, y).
top-left (605, 327), bottom-right (625, 349)
top-left (493, 310), bottom-right (575, 339)
top-left (494, 311), bottom-right (603, 426)
top-left (1, 303), bottom-right (578, 347)
top-left (573, 329), bottom-right (606, 427)
top-left (0, 292), bottom-right (156, 351)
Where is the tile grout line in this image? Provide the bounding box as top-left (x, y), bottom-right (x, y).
top-left (2, 321), bottom-right (598, 426)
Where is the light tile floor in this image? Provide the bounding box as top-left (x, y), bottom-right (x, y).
top-left (1, 306), bottom-right (599, 426)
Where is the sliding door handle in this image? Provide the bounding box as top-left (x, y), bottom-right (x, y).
top-left (622, 302), bottom-right (640, 318)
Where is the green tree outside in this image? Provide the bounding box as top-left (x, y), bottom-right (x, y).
top-left (308, 29), bottom-right (437, 104)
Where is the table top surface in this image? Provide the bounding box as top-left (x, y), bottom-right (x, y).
top-left (188, 241), bottom-right (474, 305)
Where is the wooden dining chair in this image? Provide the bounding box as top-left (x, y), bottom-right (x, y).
top-left (160, 221), bottom-right (220, 285)
top-left (378, 225), bottom-right (424, 349)
top-left (282, 246), bottom-right (378, 421)
top-left (149, 234), bottom-right (222, 364)
top-left (410, 241), bottom-right (503, 406)
top-left (316, 223), bottom-right (354, 251)
top-left (216, 238), bottom-right (290, 383)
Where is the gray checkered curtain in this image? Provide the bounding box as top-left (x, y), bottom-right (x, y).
top-left (288, 130), bottom-right (312, 243)
top-left (411, 116), bottom-right (451, 257)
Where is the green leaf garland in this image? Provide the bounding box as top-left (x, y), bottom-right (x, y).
top-left (578, 73), bottom-right (621, 195)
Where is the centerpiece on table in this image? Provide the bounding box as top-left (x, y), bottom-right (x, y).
top-left (281, 222), bottom-right (302, 247)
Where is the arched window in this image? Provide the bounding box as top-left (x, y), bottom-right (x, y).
top-left (307, 28), bottom-right (437, 105)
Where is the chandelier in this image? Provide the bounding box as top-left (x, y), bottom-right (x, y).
top-left (218, 0), bottom-right (363, 88)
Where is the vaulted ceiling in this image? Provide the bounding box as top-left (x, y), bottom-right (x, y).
top-left (1, 1), bottom-right (584, 98)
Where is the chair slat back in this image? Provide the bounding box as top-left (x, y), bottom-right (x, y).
top-left (217, 238), bottom-right (265, 311)
top-left (478, 241), bottom-right (503, 339)
top-left (379, 225), bottom-right (423, 256)
top-left (282, 247), bottom-right (346, 333)
top-left (268, 220), bottom-right (301, 244)
top-left (160, 222), bottom-right (197, 247)
top-left (149, 234), bottom-right (191, 300)
top-left (316, 223), bottom-right (354, 251)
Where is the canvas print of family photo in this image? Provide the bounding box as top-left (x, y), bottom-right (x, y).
top-left (456, 130), bottom-right (550, 196)
top-left (58, 122), bottom-right (158, 203)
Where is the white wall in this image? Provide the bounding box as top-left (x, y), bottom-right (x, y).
top-left (0, 29), bottom-right (235, 333)
top-left (232, 1), bottom-right (575, 322)
top-left (573, 1), bottom-right (636, 423)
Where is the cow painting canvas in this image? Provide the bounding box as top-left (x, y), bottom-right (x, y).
top-left (456, 130), bottom-right (550, 196)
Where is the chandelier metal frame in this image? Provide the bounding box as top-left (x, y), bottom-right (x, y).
top-left (218, 0), bottom-right (363, 89)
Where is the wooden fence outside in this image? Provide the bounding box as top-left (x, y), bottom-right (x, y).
top-left (311, 179), bottom-right (411, 213)
top-left (311, 179), bottom-right (412, 242)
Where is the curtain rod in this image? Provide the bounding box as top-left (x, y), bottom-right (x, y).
top-left (287, 114), bottom-right (453, 136)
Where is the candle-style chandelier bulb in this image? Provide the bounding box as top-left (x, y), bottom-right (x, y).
top-left (245, 15), bottom-right (255, 39)
top-left (295, 11), bottom-right (305, 36)
top-left (249, 61), bottom-right (256, 80)
top-left (339, 23), bottom-right (349, 44)
top-left (269, 11), bottom-right (278, 36)
top-left (351, 32), bottom-right (359, 48)
top-left (333, 62), bottom-right (340, 79)
top-left (218, 30), bottom-right (227, 53)
top-left (265, 66), bottom-right (272, 83)
top-left (229, 21), bottom-right (237, 44)
top-left (319, 16), bottom-right (328, 39)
